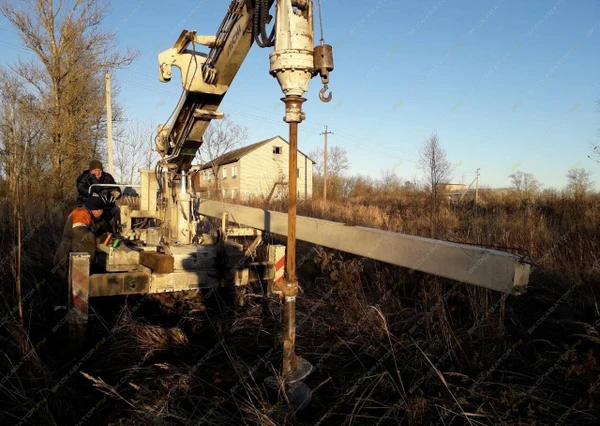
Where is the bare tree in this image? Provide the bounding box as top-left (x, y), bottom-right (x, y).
top-left (339, 175), bottom-right (358, 198)
top-left (590, 144), bottom-right (600, 163)
top-left (113, 119), bottom-right (157, 184)
top-left (509, 170), bottom-right (542, 197)
top-left (418, 133), bottom-right (452, 237)
top-left (1, 0), bottom-right (135, 198)
top-left (377, 169), bottom-right (402, 194)
top-left (310, 145), bottom-right (349, 176)
top-left (309, 145), bottom-right (349, 199)
top-left (566, 167), bottom-right (594, 197)
top-left (341, 175), bottom-right (375, 199)
top-left (418, 133), bottom-right (452, 203)
top-left (196, 117), bottom-right (248, 198)
top-left (0, 69), bottom-right (45, 199)
top-left (589, 100), bottom-right (600, 163)
top-left (403, 177), bottom-right (421, 194)
top-left (0, 70), bottom-right (45, 338)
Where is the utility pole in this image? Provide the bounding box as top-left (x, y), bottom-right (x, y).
top-left (105, 73), bottom-right (114, 175)
top-left (475, 168), bottom-right (480, 203)
top-left (320, 125), bottom-right (333, 200)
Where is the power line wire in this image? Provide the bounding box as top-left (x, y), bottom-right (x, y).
top-left (2, 12), bottom-right (420, 162)
top-left (0, 26), bottom-right (18, 35)
top-left (113, 75), bottom-right (413, 164)
top-left (0, 24), bottom-right (420, 171)
top-left (121, 67), bottom-right (421, 161)
top-left (0, 39), bottom-right (31, 53)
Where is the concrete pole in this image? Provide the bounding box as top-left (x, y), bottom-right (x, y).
top-left (106, 73), bottom-right (114, 175)
top-left (475, 168), bottom-right (480, 203)
top-left (459, 176), bottom-right (477, 202)
top-left (323, 129), bottom-right (327, 201)
top-left (320, 126), bottom-right (333, 201)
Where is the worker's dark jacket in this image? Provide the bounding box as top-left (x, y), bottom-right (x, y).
top-left (53, 207), bottom-right (99, 281)
top-left (76, 170), bottom-right (116, 204)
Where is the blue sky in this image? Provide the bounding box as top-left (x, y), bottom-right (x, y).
top-left (1, 0), bottom-right (599, 190)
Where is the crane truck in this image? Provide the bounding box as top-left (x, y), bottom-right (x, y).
top-left (64, 0), bottom-right (531, 400)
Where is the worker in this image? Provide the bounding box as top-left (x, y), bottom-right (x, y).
top-left (53, 197), bottom-right (106, 280)
top-left (76, 159), bottom-right (121, 234)
top-left (76, 160), bottom-right (116, 205)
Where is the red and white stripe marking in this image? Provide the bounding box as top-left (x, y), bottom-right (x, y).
top-left (269, 245), bottom-right (286, 284)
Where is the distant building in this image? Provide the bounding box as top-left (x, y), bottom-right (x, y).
top-left (437, 183), bottom-right (467, 193)
top-left (438, 184), bottom-right (513, 202)
top-left (195, 136), bottom-right (314, 200)
top-left (435, 183), bottom-right (470, 202)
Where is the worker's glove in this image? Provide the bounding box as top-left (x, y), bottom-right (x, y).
top-left (99, 189), bottom-right (121, 204)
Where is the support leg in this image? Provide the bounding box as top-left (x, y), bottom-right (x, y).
top-left (68, 253), bottom-right (90, 348)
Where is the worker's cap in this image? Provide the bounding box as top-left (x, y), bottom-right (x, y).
top-left (84, 197), bottom-right (105, 211)
top-left (89, 160), bottom-right (103, 171)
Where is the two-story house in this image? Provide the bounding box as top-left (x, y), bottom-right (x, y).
top-left (195, 136), bottom-right (314, 200)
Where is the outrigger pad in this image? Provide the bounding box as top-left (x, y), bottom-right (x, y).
top-left (140, 251), bottom-right (175, 274)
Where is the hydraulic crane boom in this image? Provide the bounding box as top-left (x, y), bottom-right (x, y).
top-left (156, 0), bottom-right (333, 173)
top-left (156, 0), bottom-right (274, 172)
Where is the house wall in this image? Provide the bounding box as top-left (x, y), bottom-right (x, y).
top-left (219, 162), bottom-right (241, 199)
top-left (239, 136), bottom-right (313, 200)
top-left (196, 162), bottom-right (241, 199)
top-left (194, 136), bottom-right (313, 200)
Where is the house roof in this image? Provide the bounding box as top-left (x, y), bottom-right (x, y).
top-left (198, 135), bottom-right (315, 170)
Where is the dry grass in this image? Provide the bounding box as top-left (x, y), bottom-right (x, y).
top-left (0, 191), bottom-right (599, 425)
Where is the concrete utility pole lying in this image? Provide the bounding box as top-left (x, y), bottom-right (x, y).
top-left (198, 200), bottom-right (530, 295)
top-left (198, 198), bottom-right (529, 403)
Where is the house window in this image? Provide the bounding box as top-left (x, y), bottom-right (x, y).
top-left (297, 168), bottom-right (300, 178)
top-left (222, 166), bottom-right (227, 179)
top-left (222, 188), bottom-right (227, 198)
top-left (206, 170), bottom-right (212, 182)
top-left (232, 165), bottom-right (237, 178)
top-left (232, 188), bottom-right (237, 198)
top-left (273, 146), bottom-right (282, 154)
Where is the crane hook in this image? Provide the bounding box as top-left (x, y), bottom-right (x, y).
top-left (319, 84), bottom-right (332, 103)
